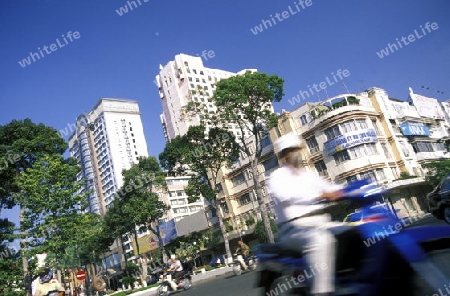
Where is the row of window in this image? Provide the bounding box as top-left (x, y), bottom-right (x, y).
top-left (170, 199), bottom-right (187, 206)
top-left (346, 168), bottom-right (386, 184)
top-left (412, 141), bottom-right (446, 153)
top-left (333, 143), bottom-right (378, 165)
top-left (169, 190), bottom-right (185, 197)
top-left (166, 178), bottom-right (189, 186)
top-left (230, 156), bottom-right (279, 187)
top-left (173, 206), bottom-right (203, 214)
top-left (324, 119), bottom-right (369, 140)
top-left (238, 192), bottom-right (253, 206)
top-left (306, 119), bottom-right (381, 154)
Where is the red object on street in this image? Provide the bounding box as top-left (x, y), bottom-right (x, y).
top-left (76, 270), bottom-right (86, 281)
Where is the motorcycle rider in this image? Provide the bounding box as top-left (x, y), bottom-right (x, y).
top-left (234, 240), bottom-right (251, 270)
top-left (166, 255), bottom-right (184, 291)
top-left (268, 132), bottom-right (345, 296)
top-left (34, 268), bottom-right (65, 296)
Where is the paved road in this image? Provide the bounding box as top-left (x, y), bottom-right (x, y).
top-left (139, 214), bottom-right (450, 296)
top-left (141, 270), bottom-right (262, 296)
top-left (176, 271), bottom-right (261, 296)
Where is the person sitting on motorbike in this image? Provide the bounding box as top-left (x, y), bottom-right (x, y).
top-left (234, 241), bottom-right (251, 270)
top-left (166, 255), bottom-right (184, 290)
top-left (34, 268), bottom-right (65, 296)
top-left (268, 132), bottom-right (345, 296)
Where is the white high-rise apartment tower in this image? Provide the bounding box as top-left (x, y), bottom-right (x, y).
top-left (68, 98), bottom-right (149, 215)
top-left (156, 53), bottom-right (256, 141)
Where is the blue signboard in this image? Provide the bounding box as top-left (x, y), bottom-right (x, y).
top-left (158, 219), bottom-right (177, 245)
top-left (324, 129), bottom-right (378, 156)
top-left (399, 122), bottom-right (430, 136)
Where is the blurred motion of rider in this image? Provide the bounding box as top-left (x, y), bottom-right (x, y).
top-left (34, 268), bottom-right (65, 296)
top-left (166, 255), bottom-right (184, 291)
top-left (268, 132), bottom-right (344, 296)
top-left (235, 240), bottom-right (251, 270)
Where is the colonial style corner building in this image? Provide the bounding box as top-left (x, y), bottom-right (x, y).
top-left (271, 87), bottom-right (449, 219)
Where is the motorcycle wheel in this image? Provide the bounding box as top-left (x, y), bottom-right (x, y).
top-left (157, 284), bottom-right (168, 296)
top-left (444, 207), bottom-right (450, 225)
top-left (182, 278), bottom-right (192, 290)
top-left (233, 263), bottom-right (242, 276)
top-left (250, 260), bottom-right (257, 270)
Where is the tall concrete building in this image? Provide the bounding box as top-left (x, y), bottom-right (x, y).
top-left (155, 53), bottom-right (256, 142)
top-left (68, 98), bottom-right (149, 215)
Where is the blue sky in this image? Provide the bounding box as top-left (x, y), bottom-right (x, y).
top-left (1, 0), bottom-right (450, 227)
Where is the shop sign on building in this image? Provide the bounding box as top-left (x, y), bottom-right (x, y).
top-left (324, 129), bottom-right (378, 156)
top-left (399, 122), bottom-right (430, 136)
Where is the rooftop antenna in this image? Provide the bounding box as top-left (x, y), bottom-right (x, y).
top-left (315, 91), bottom-right (322, 103)
top-left (342, 81), bottom-right (350, 94)
top-left (323, 88), bottom-right (330, 99)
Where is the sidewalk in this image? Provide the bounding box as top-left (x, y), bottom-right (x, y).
top-left (124, 266), bottom-right (234, 296)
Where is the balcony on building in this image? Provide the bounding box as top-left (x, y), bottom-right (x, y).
top-left (306, 95), bottom-right (375, 125)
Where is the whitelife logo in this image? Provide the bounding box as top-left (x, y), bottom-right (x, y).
top-left (18, 31), bottom-right (81, 68)
top-left (288, 69), bottom-right (350, 106)
top-left (376, 22), bottom-right (439, 59)
top-left (250, 0), bottom-right (313, 35)
top-left (115, 0), bottom-right (149, 16)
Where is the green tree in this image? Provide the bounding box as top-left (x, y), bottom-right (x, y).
top-left (160, 125), bottom-right (240, 261)
top-left (0, 119), bottom-right (67, 296)
top-left (0, 219), bottom-right (23, 296)
top-left (111, 156), bottom-right (170, 286)
top-left (254, 218), bottom-right (278, 243)
top-left (15, 154), bottom-right (88, 266)
top-left (422, 160), bottom-right (450, 187)
top-left (103, 197), bottom-right (135, 276)
top-left (59, 213), bottom-right (114, 268)
top-left (182, 71), bottom-right (284, 243)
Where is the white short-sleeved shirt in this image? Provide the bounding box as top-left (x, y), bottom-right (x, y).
top-left (268, 165), bottom-right (342, 224)
top-left (170, 260), bottom-right (183, 271)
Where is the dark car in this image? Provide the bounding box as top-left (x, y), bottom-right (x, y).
top-left (427, 173), bottom-right (450, 224)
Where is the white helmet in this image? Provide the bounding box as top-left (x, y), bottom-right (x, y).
top-left (273, 132), bottom-right (304, 157)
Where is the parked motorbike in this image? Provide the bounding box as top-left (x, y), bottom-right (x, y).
top-left (156, 270), bottom-right (192, 296)
top-left (255, 179), bottom-right (450, 296)
top-left (231, 252), bottom-right (258, 276)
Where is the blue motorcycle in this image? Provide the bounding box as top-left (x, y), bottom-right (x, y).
top-left (255, 179), bottom-right (450, 295)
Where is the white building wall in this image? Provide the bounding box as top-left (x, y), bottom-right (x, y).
top-left (156, 53), bottom-right (255, 142)
top-left (69, 99), bottom-right (149, 213)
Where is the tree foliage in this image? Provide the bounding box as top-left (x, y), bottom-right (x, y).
top-left (0, 119), bottom-right (69, 295)
top-left (16, 154), bottom-right (88, 262)
top-left (119, 156), bottom-right (169, 245)
top-left (59, 213), bottom-right (114, 267)
top-left (423, 160), bottom-right (450, 187)
top-left (103, 156), bottom-right (170, 285)
top-left (181, 71), bottom-right (285, 243)
top-left (254, 219), bottom-right (278, 243)
top-left (0, 119), bottom-right (67, 210)
top-left (159, 125), bottom-right (240, 259)
top-left (0, 218), bottom-right (23, 296)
